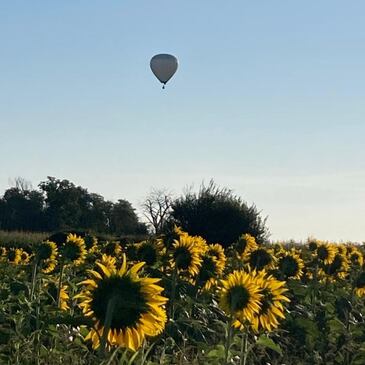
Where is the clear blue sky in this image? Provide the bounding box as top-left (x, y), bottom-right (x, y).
top-left (1, 1), bottom-right (364, 242)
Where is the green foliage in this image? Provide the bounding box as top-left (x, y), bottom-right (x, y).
top-left (171, 180), bottom-right (268, 247)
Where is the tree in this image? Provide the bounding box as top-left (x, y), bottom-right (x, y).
top-left (0, 186), bottom-right (45, 231)
top-left (141, 189), bottom-right (172, 234)
top-left (170, 180), bottom-right (268, 247)
top-left (110, 199), bottom-right (147, 235)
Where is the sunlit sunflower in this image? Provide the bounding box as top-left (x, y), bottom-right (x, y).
top-left (276, 250), bottom-right (304, 280)
top-left (135, 239), bottom-right (164, 266)
top-left (234, 233), bottom-right (258, 259)
top-left (315, 242), bottom-right (336, 265)
top-left (46, 281), bottom-right (70, 311)
top-left (35, 240), bottom-right (58, 263)
top-left (249, 271), bottom-right (289, 332)
top-left (320, 252), bottom-right (349, 281)
top-left (246, 248), bottom-right (276, 271)
top-left (7, 248), bottom-right (21, 265)
top-left (61, 234), bottom-right (87, 266)
top-left (76, 255), bottom-right (168, 351)
top-left (84, 235), bottom-right (98, 253)
top-left (170, 235), bottom-right (203, 277)
top-left (40, 258), bottom-right (58, 274)
top-left (220, 270), bottom-right (262, 324)
top-left (233, 270), bottom-right (290, 332)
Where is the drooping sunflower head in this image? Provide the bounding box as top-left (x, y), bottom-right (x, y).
top-left (61, 234), bottom-right (87, 266)
top-left (7, 248), bottom-right (21, 265)
top-left (170, 235), bottom-right (203, 277)
top-left (76, 255), bottom-right (168, 351)
top-left (248, 270), bottom-right (290, 333)
top-left (192, 235), bottom-right (209, 252)
top-left (234, 233), bottom-right (258, 259)
top-left (354, 272), bottom-right (365, 297)
top-left (220, 270), bottom-right (262, 324)
top-left (135, 239), bottom-right (164, 266)
top-left (316, 242), bottom-right (336, 265)
top-left (276, 251), bottom-right (304, 280)
top-left (35, 240), bottom-right (58, 262)
top-left (246, 248), bottom-right (276, 271)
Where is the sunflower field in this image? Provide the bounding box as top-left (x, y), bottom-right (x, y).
top-left (1, 228), bottom-right (365, 365)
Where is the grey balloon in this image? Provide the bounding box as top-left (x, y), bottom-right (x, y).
top-left (150, 54), bottom-right (178, 86)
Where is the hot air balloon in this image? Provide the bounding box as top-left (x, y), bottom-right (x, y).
top-left (150, 54), bottom-right (178, 89)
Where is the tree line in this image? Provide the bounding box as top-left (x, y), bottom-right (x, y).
top-left (0, 178), bottom-right (269, 247)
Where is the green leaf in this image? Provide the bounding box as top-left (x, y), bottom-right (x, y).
top-left (256, 335), bottom-right (283, 356)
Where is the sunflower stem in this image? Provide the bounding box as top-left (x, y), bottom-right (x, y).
top-left (30, 259), bottom-right (38, 301)
top-left (240, 330), bottom-right (249, 365)
top-left (100, 296), bottom-right (117, 356)
top-left (169, 269), bottom-right (177, 319)
top-left (57, 260), bottom-right (65, 308)
top-left (224, 318), bottom-right (233, 365)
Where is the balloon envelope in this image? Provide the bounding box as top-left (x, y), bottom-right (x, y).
top-left (150, 54), bottom-right (178, 85)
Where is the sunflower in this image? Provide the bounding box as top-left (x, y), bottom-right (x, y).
top-left (35, 240), bottom-right (58, 262)
top-left (276, 250), bottom-right (304, 280)
top-left (135, 239), bottom-right (164, 266)
top-left (315, 242), bottom-right (336, 265)
top-left (96, 254), bottom-right (117, 273)
top-left (76, 255), bottom-right (168, 351)
top-left (320, 252), bottom-right (349, 281)
top-left (46, 281), bottom-right (70, 311)
top-left (170, 235), bottom-right (203, 277)
top-left (354, 272), bottom-right (365, 297)
top-left (234, 233), bottom-right (258, 259)
top-left (307, 238), bottom-right (319, 252)
top-left (206, 243), bottom-right (226, 273)
top-left (195, 255), bottom-right (221, 291)
top-left (349, 248), bottom-right (364, 267)
top-left (61, 234), bottom-right (87, 266)
top-left (192, 235), bottom-right (209, 252)
top-left (19, 249), bottom-right (31, 265)
top-left (248, 271), bottom-right (290, 333)
top-left (220, 270), bottom-right (262, 324)
top-left (102, 241), bottom-right (122, 257)
top-left (40, 258), bottom-right (58, 274)
top-left (246, 248), bottom-right (276, 271)
top-left (84, 235), bottom-right (98, 253)
top-left (7, 248), bottom-right (22, 265)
